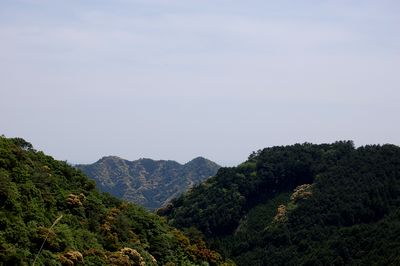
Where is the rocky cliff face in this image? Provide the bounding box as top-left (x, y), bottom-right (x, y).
top-left (76, 156), bottom-right (220, 209)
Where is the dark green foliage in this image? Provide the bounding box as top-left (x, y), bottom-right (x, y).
top-left (166, 141), bottom-right (400, 265)
top-left (76, 156), bottom-right (220, 210)
top-left (0, 136), bottom-right (230, 265)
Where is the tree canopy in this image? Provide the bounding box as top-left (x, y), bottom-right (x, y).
top-left (166, 141), bottom-right (400, 265)
top-left (0, 136), bottom-right (232, 265)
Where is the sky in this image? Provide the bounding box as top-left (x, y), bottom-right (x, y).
top-left (1, 0), bottom-right (400, 166)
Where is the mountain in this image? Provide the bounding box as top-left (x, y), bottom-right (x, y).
top-left (164, 141), bottom-right (400, 265)
top-left (0, 136), bottom-right (232, 265)
top-left (76, 156), bottom-right (220, 210)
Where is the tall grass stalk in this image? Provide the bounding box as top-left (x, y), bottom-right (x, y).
top-left (32, 214), bottom-right (63, 266)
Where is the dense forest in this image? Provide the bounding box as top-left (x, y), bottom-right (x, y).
top-left (76, 156), bottom-right (220, 210)
top-left (2, 135), bottom-right (400, 265)
top-left (0, 136), bottom-right (232, 265)
top-left (164, 142), bottom-right (400, 265)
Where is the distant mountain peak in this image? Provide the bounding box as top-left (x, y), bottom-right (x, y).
top-left (185, 156), bottom-right (219, 165)
top-left (186, 156), bottom-right (207, 163)
top-left (97, 155), bottom-right (124, 162)
top-left (76, 155), bottom-right (220, 209)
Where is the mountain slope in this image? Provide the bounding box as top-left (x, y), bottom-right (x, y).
top-left (165, 142), bottom-right (400, 265)
top-left (0, 136), bottom-right (231, 265)
top-left (76, 156), bottom-right (220, 210)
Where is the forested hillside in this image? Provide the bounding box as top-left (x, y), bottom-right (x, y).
top-left (76, 156), bottom-right (220, 210)
top-left (165, 142), bottom-right (400, 265)
top-left (0, 136), bottom-right (231, 265)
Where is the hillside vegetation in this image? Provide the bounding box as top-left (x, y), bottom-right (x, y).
top-left (0, 136), bottom-right (231, 265)
top-left (76, 156), bottom-right (220, 210)
top-left (165, 141), bottom-right (400, 265)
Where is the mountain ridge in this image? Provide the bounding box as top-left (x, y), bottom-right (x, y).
top-left (76, 155), bottom-right (220, 210)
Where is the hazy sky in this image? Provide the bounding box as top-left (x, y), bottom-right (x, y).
top-left (1, 0), bottom-right (399, 166)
